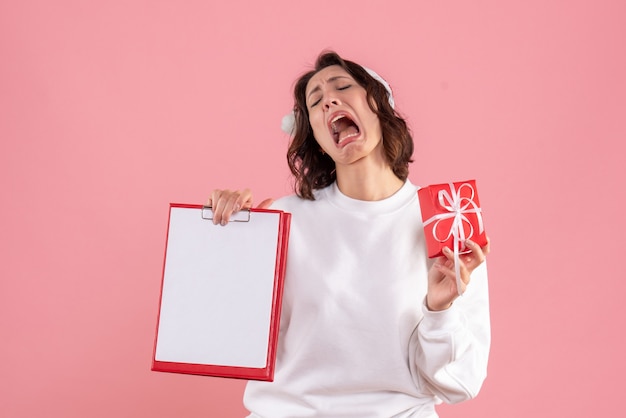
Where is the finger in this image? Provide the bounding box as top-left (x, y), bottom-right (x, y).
top-left (435, 262), bottom-right (470, 292)
top-left (464, 239), bottom-right (486, 266)
top-left (434, 261), bottom-right (454, 278)
top-left (234, 188), bottom-right (254, 211)
top-left (208, 189), bottom-right (222, 209)
top-left (221, 190), bottom-right (250, 225)
top-left (212, 189), bottom-right (254, 225)
top-left (441, 246), bottom-right (456, 263)
top-left (441, 247), bottom-right (471, 286)
top-left (256, 198), bottom-right (274, 209)
top-left (431, 256), bottom-right (448, 278)
top-left (464, 239), bottom-right (483, 256)
top-left (209, 189), bottom-right (227, 225)
top-left (210, 190), bottom-right (228, 225)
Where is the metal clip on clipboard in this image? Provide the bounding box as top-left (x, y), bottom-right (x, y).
top-left (201, 206), bottom-right (251, 222)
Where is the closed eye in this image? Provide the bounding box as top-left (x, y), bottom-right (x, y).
top-left (309, 84), bottom-right (352, 108)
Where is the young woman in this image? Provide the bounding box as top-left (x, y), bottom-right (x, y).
top-left (208, 51), bottom-right (491, 418)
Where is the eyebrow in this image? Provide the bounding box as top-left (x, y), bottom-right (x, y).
top-left (306, 75), bottom-right (352, 101)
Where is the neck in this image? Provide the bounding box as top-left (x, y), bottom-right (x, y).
top-left (335, 161), bottom-right (404, 201)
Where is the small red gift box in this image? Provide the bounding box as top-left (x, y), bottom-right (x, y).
top-left (418, 180), bottom-right (487, 258)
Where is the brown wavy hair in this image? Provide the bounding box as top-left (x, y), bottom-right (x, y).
top-left (287, 51), bottom-right (414, 200)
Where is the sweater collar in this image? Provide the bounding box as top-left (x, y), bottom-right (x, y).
top-left (321, 180), bottom-right (417, 215)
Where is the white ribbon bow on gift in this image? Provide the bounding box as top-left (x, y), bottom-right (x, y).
top-left (423, 182), bottom-right (484, 296)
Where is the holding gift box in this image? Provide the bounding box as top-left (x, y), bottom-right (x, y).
top-left (418, 180), bottom-right (487, 296)
top-left (418, 180), bottom-right (487, 258)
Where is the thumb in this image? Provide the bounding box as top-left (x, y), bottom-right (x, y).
top-left (256, 198), bottom-right (274, 209)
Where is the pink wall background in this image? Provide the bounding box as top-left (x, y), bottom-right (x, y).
top-left (2, 0), bottom-right (624, 416)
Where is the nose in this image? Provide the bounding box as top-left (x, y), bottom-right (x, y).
top-left (323, 94), bottom-right (341, 110)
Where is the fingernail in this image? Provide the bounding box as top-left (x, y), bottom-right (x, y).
top-left (443, 247), bottom-right (451, 254)
top-left (465, 239), bottom-right (474, 246)
top-left (233, 203), bottom-right (241, 212)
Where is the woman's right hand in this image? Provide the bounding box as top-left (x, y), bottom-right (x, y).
top-left (206, 188), bottom-right (273, 225)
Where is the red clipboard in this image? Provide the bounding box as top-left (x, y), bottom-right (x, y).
top-left (152, 204), bottom-right (291, 381)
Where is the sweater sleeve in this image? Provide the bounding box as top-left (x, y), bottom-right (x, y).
top-left (408, 262), bottom-right (491, 404)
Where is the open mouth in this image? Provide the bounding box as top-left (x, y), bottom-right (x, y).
top-left (329, 114), bottom-right (360, 145)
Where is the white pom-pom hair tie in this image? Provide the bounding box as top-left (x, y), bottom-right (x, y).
top-left (364, 67), bottom-right (395, 109)
top-left (281, 67), bottom-right (394, 136)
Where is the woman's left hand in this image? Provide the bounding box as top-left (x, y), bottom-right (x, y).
top-left (425, 238), bottom-right (490, 311)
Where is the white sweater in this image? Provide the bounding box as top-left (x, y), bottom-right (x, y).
top-left (244, 181), bottom-right (490, 418)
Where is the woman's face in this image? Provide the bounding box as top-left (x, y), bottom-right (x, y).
top-left (304, 65), bottom-right (384, 168)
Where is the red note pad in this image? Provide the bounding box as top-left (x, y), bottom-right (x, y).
top-left (152, 204), bottom-right (291, 381)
